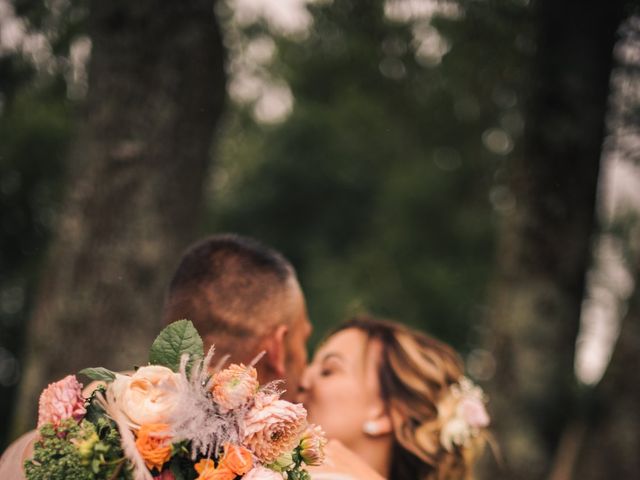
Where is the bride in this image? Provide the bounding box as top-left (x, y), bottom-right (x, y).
top-left (299, 315), bottom-right (490, 480)
top-left (0, 315), bottom-right (490, 480)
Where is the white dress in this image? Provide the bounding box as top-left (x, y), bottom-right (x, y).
top-left (312, 474), bottom-right (355, 480)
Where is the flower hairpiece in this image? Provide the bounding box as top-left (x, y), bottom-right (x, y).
top-left (439, 377), bottom-right (490, 452)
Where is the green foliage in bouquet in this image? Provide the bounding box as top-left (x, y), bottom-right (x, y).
top-left (24, 416), bottom-right (131, 480)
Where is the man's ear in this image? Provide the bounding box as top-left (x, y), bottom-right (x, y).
top-left (263, 324), bottom-right (288, 377)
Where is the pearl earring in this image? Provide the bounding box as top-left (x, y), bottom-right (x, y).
top-left (363, 421), bottom-right (378, 435)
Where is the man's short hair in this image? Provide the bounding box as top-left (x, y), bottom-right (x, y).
top-left (162, 234), bottom-right (297, 357)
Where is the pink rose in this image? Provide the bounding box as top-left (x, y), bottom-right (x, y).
top-left (243, 466), bottom-right (283, 480)
top-left (457, 397), bottom-right (490, 428)
top-left (37, 375), bottom-right (86, 427)
top-left (243, 393), bottom-right (307, 463)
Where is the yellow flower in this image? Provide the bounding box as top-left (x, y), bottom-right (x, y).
top-left (74, 431), bottom-right (99, 463)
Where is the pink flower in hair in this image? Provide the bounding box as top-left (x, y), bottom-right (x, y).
top-left (458, 397), bottom-right (490, 428)
top-left (439, 376), bottom-right (490, 452)
top-left (37, 375), bottom-right (86, 427)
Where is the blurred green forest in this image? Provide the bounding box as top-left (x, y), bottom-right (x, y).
top-left (1, 0), bottom-right (640, 478)
top-left (208, 0), bottom-right (528, 347)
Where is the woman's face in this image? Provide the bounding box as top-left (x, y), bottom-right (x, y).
top-left (297, 328), bottom-right (386, 448)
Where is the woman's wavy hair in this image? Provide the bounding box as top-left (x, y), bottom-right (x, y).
top-left (333, 315), bottom-right (487, 480)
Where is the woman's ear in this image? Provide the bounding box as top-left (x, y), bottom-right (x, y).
top-left (263, 324), bottom-right (288, 377)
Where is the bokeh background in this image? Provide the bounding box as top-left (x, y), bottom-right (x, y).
top-left (1, 0), bottom-right (639, 478)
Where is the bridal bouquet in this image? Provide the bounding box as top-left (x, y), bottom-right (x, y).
top-left (25, 320), bottom-right (326, 480)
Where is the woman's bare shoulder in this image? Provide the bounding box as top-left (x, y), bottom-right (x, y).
top-left (0, 430), bottom-right (37, 480)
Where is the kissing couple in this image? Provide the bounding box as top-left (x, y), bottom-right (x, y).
top-left (0, 234), bottom-right (490, 480)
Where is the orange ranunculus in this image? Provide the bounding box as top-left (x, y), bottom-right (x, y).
top-left (194, 459), bottom-right (236, 480)
top-left (219, 443), bottom-right (253, 475)
top-left (194, 459), bottom-right (215, 474)
top-left (135, 423), bottom-right (173, 471)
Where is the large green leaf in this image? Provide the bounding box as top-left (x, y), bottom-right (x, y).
top-left (78, 367), bottom-right (117, 382)
top-left (148, 319), bottom-right (204, 372)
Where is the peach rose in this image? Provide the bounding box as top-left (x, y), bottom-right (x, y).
top-left (135, 423), bottom-right (173, 471)
top-left (110, 365), bottom-right (180, 428)
top-left (243, 393), bottom-right (307, 463)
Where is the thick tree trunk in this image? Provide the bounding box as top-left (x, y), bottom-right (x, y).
top-left (12, 0), bottom-right (226, 434)
top-left (484, 1), bottom-right (623, 478)
top-left (572, 265), bottom-right (640, 479)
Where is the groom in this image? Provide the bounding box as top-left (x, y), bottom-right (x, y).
top-left (162, 233), bottom-right (312, 401)
top-left (0, 233), bottom-right (312, 476)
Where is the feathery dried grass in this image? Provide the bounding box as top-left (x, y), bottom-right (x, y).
top-left (94, 389), bottom-right (152, 480)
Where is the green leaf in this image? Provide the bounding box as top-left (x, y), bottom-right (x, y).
top-left (78, 367), bottom-right (117, 382)
top-left (149, 319), bottom-right (203, 372)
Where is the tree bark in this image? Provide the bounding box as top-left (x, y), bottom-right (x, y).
top-left (484, 1), bottom-right (623, 478)
top-left (572, 265), bottom-right (640, 479)
top-left (12, 0), bottom-right (226, 434)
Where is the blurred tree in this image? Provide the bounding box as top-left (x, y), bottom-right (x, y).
top-left (485, 0), bottom-right (625, 478)
top-left (573, 261), bottom-right (640, 478)
top-left (11, 0), bottom-right (227, 435)
top-left (0, 0), bottom-right (84, 448)
top-left (210, 0), bottom-right (529, 350)
top-left (0, 76), bottom-right (73, 448)
top-left (570, 11), bottom-right (640, 478)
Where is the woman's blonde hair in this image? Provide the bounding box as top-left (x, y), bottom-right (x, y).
top-left (334, 315), bottom-right (487, 480)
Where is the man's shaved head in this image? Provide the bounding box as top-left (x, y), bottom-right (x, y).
top-left (162, 234), bottom-right (305, 365)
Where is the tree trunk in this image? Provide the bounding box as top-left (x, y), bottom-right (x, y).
top-left (484, 1), bottom-right (623, 478)
top-left (12, 0), bottom-right (226, 435)
top-left (572, 264), bottom-right (640, 479)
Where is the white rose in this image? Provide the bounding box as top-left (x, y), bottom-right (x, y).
top-left (110, 365), bottom-right (180, 428)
